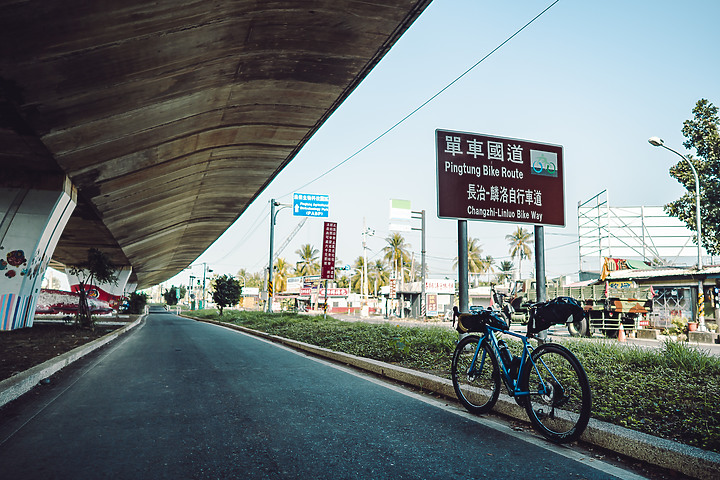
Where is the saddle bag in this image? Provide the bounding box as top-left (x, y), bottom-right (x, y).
top-left (527, 296), bottom-right (584, 334)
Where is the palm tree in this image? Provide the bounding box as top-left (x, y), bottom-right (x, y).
top-left (295, 243), bottom-right (319, 276)
top-left (351, 256), bottom-right (365, 293)
top-left (453, 237), bottom-right (493, 286)
top-left (236, 268), bottom-right (251, 288)
top-left (506, 227), bottom-right (533, 279)
top-left (369, 259), bottom-right (390, 295)
top-left (496, 260), bottom-right (514, 284)
top-left (273, 257), bottom-right (290, 293)
top-left (482, 255), bottom-right (495, 284)
top-left (336, 273), bottom-right (350, 288)
top-left (382, 232), bottom-right (411, 281)
top-left (249, 271), bottom-right (264, 289)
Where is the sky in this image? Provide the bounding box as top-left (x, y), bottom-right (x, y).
top-left (164, 0), bottom-right (720, 289)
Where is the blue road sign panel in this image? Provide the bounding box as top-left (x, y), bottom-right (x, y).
top-left (293, 193), bottom-right (329, 217)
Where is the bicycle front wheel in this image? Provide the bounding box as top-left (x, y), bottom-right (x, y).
top-left (451, 335), bottom-right (500, 413)
top-left (520, 343), bottom-right (591, 443)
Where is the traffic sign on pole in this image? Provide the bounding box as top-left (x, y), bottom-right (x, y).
top-left (293, 193), bottom-right (329, 217)
top-left (321, 222), bottom-right (337, 280)
top-left (436, 129), bottom-right (564, 227)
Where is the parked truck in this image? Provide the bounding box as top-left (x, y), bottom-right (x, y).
top-left (506, 279), bottom-right (654, 337)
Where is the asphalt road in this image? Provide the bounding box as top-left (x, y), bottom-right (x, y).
top-left (0, 309), bottom-right (646, 479)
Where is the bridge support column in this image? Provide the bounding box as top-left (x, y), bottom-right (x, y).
top-left (0, 175), bottom-right (77, 330)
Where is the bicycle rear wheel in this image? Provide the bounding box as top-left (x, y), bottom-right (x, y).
top-left (451, 335), bottom-right (500, 413)
top-left (520, 343), bottom-right (591, 443)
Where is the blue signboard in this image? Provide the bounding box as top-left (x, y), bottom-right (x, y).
top-left (293, 193), bottom-right (329, 217)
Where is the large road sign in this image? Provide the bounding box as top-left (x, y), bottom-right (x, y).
top-left (293, 193), bottom-right (329, 217)
top-left (436, 129), bottom-right (564, 226)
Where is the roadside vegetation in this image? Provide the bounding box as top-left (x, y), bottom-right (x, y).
top-left (189, 309), bottom-right (720, 453)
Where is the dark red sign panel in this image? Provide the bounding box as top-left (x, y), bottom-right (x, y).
top-left (321, 222), bottom-right (337, 280)
top-left (436, 129), bottom-right (564, 226)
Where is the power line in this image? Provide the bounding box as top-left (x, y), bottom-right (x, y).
top-left (207, 202), bottom-right (270, 265)
top-left (282, 0), bottom-right (561, 197)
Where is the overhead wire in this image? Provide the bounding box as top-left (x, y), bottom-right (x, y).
top-left (282, 0), bottom-right (562, 197)
top-left (205, 201), bottom-right (271, 265)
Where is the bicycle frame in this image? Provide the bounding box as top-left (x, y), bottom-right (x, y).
top-left (469, 324), bottom-right (544, 400)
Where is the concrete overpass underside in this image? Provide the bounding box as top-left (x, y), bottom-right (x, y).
top-left (0, 0), bottom-right (431, 308)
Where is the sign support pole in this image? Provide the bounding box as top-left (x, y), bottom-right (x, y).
top-left (534, 225), bottom-right (548, 340)
top-left (534, 225), bottom-right (546, 303)
top-left (458, 220), bottom-right (469, 312)
top-left (324, 279), bottom-right (328, 319)
top-left (411, 209), bottom-right (426, 319)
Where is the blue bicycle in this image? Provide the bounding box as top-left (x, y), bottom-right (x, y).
top-left (451, 297), bottom-right (591, 443)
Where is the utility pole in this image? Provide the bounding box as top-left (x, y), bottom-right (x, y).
top-left (362, 217), bottom-right (367, 306)
top-left (361, 218), bottom-right (374, 317)
top-left (202, 262), bottom-right (212, 309)
top-left (267, 199), bottom-right (277, 313)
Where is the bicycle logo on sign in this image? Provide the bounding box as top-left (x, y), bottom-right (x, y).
top-left (530, 151), bottom-right (558, 177)
top-left (532, 154), bottom-right (556, 176)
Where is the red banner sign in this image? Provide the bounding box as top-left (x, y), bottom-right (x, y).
top-left (321, 221), bottom-right (337, 279)
top-left (436, 129), bottom-right (564, 226)
top-left (299, 287), bottom-right (349, 296)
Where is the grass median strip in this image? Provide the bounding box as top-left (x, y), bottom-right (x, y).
top-left (191, 309), bottom-right (720, 454)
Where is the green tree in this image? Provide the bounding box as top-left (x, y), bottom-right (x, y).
top-left (496, 260), bottom-right (515, 284)
top-left (250, 271), bottom-right (264, 288)
top-left (68, 248), bottom-right (119, 329)
top-left (236, 268), bottom-right (264, 288)
top-left (369, 259), bottom-right (390, 295)
top-left (124, 291), bottom-right (148, 314)
top-left (382, 233), bottom-right (411, 281)
top-left (273, 257), bottom-right (290, 293)
top-left (665, 99), bottom-right (720, 255)
top-left (351, 256), bottom-right (365, 293)
top-left (295, 243), bottom-right (320, 276)
top-left (453, 237), bottom-right (494, 286)
top-left (211, 274), bottom-right (241, 315)
top-left (336, 273), bottom-right (350, 288)
top-left (506, 227), bottom-right (533, 279)
top-left (163, 286), bottom-right (179, 306)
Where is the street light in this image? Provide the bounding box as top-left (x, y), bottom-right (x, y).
top-left (267, 199), bottom-right (291, 312)
top-left (361, 218), bottom-right (375, 316)
top-left (649, 136), bottom-right (706, 331)
top-left (648, 137), bottom-right (702, 269)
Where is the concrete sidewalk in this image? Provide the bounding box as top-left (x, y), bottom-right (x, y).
top-left (0, 316), bottom-right (144, 409)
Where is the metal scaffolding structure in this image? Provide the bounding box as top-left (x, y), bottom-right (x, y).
top-left (578, 190), bottom-right (709, 273)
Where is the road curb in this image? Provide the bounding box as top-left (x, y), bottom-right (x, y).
top-left (0, 316), bottom-right (144, 409)
top-left (202, 318), bottom-right (720, 480)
